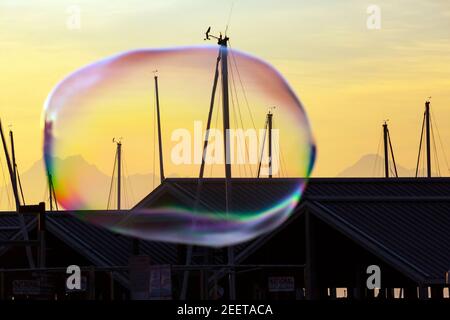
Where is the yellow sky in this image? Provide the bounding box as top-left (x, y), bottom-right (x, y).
top-left (1, 0), bottom-right (450, 179)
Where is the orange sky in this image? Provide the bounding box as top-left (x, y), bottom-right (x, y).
top-left (1, 0), bottom-right (450, 182)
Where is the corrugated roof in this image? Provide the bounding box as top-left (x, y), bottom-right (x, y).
top-left (0, 214), bottom-right (34, 241)
top-left (319, 201), bottom-right (450, 278)
top-left (134, 178), bottom-right (303, 214)
top-left (305, 179), bottom-right (450, 284)
top-left (1, 178), bottom-right (449, 285)
top-left (0, 214), bottom-right (35, 257)
top-left (46, 213), bottom-right (179, 266)
top-left (137, 178), bottom-right (450, 284)
top-left (308, 199), bottom-right (450, 284)
top-left (304, 177), bottom-right (450, 199)
top-left (0, 211), bottom-right (179, 288)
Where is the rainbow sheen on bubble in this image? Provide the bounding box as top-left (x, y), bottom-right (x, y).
top-left (43, 46), bottom-right (315, 247)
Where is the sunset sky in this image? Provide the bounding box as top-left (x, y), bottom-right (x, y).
top-left (1, 0), bottom-right (450, 182)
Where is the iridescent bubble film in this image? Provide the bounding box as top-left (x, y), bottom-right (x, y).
top-left (43, 45), bottom-right (315, 247)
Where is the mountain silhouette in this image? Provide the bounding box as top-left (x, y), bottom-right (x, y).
top-left (0, 156), bottom-right (159, 211)
top-left (1, 153), bottom-right (438, 210)
top-left (337, 154), bottom-right (432, 177)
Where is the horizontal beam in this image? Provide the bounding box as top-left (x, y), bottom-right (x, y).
top-left (0, 240), bottom-right (39, 246)
top-left (0, 264), bottom-right (305, 273)
top-left (18, 204), bottom-right (44, 213)
top-left (306, 196), bottom-right (450, 202)
top-left (0, 226), bottom-right (21, 231)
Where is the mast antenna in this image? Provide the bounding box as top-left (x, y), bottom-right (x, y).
top-left (204, 27), bottom-right (229, 46)
top-left (224, 2), bottom-right (235, 36)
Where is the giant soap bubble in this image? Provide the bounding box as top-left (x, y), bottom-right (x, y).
top-left (43, 45), bottom-right (315, 247)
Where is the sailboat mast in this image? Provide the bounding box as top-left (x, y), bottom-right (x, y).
top-left (0, 121), bottom-right (20, 209)
top-left (201, 28), bottom-right (236, 300)
top-left (9, 130), bottom-right (17, 190)
top-left (268, 112), bottom-right (273, 178)
top-left (49, 173), bottom-right (53, 211)
top-left (218, 34), bottom-right (236, 301)
top-left (154, 74), bottom-right (165, 181)
top-left (383, 122), bottom-right (389, 178)
top-left (117, 140), bottom-right (122, 210)
top-left (425, 100), bottom-right (431, 177)
top-left (219, 36), bottom-right (232, 180)
top-left (199, 56), bottom-right (221, 178)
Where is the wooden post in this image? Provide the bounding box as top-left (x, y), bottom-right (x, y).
top-left (132, 238), bottom-right (140, 255)
top-left (38, 202), bottom-right (46, 268)
top-left (347, 287), bottom-right (354, 300)
top-left (88, 266), bottom-right (96, 300)
top-left (0, 271), bottom-right (4, 300)
top-left (404, 286), bottom-right (418, 300)
top-left (418, 286), bottom-right (428, 300)
top-left (200, 269), bottom-right (205, 300)
top-left (329, 288), bottom-right (337, 300)
top-left (365, 287), bottom-right (375, 299)
top-left (430, 286), bottom-right (443, 299)
top-left (109, 271), bottom-right (115, 301)
top-left (305, 211), bottom-right (319, 300)
top-left (353, 265), bottom-right (363, 300)
top-left (386, 288), bottom-right (395, 300)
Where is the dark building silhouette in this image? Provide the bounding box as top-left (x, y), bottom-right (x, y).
top-left (0, 178), bottom-right (449, 300)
